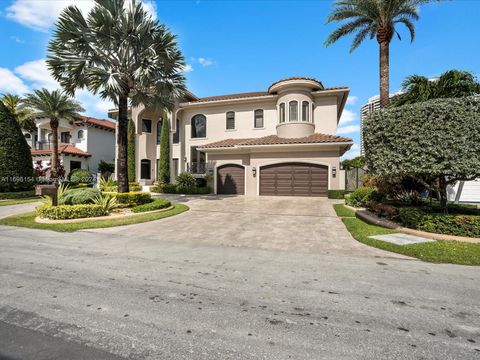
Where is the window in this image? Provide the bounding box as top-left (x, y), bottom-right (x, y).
top-left (156, 119), bottom-right (162, 144)
top-left (77, 130), bottom-right (84, 140)
top-left (289, 101), bottom-right (298, 122)
top-left (254, 109), bottom-right (264, 128)
top-left (173, 119), bottom-right (180, 144)
top-left (70, 161), bottom-right (82, 171)
top-left (61, 132), bottom-right (71, 143)
top-left (226, 111), bottom-right (235, 130)
top-left (24, 133), bottom-right (31, 139)
top-left (142, 119), bottom-right (152, 133)
top-left (191, 114), bottom-right (206, 138)
top-left (190, 146), bottom-right (206, 174)
top-left (302, 101), bottom-right (309, 122)
top-left (279, 103), bottom-right (286, 123)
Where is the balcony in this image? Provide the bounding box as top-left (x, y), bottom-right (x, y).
top-left (188, 162), bottom-right (206, 174)
top-left (36, 141), bottom-right (73, 150)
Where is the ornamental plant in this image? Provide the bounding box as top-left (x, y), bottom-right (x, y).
top-left (158, 112), bottom-right (170, 184)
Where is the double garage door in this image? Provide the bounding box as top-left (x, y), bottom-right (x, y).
top-left (217, 162), bottom-right (328, 196)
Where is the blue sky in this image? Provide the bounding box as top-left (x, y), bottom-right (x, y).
top-left (1, 0), bottom-right (479, 158)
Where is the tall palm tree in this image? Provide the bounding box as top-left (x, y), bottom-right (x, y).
top-left (0, 93), bottom-right (35, 132)
top-left (23, 89), bottom-right (84, 179)
top-left (47, 0), bottom-right (186, 193)
top-left (325, 0), bottom-right (435, 108)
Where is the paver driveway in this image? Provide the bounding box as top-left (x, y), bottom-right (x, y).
top-left (87, 195), bottom-right (400, 257)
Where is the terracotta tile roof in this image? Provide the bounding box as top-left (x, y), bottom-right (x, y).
top-left (81, 116), bottom-right (116, 130)
top-left (31, 144), bottom-right (91, 157)
top-left (199, 133), bottom-right (353, 149)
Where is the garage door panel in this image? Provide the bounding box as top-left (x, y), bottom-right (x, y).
top-left (217, 165), bottom-right (245, 195)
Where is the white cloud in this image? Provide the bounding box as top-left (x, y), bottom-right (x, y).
top-left (10, 36), bottom-right (25, 43)
top-left (181, 64), bottom-right (193, 73)
top-left (0, 68), bottom-right (29, 94)
top-left (339, 109), bottom-right (356, 125)
top-left (337, 124), bottom-right (360, 135)
top-left (197, 57), bottom-right (213, 67)
top-left (14, 59), bottom-right (58, 90)
top-left (342, 143), bottom-right (360, 160)
top-left (346, 95), bottom-right (358, 105)
top-left (6, 0), bottom-right (157, 32)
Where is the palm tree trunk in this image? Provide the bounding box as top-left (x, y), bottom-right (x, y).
top-left (117, 95), bottom-right (129, 193)
top-left (379, 41), bottom-right (390, 108)
top-left (50, 117), bottom-right (59, 180)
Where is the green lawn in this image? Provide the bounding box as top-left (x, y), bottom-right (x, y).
top-left (0, 198), bottom-right (41, 207)
top-left (0, 203), bottom-right (189, 232)
top-left (334, 204), bottom-right (480, 266)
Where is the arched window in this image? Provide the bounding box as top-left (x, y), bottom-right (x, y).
top-left (254, 109), bottom-right (264, 128)
top-left (226, 111), bottom-right (235, 130)
top-left (156, 119), bottom-right (162, 144)
top-left (24, 133), bottom-right (31, 139)
top-left (302, 101), bottom-right (309, 122)
top-left (77, 130), bottom-right (84, 140)
top-left (279, 103), bottom-right (286, 123)
top-left (191, 114), bottom-right (206, 138)
top-left (289, 101), bottom-right (298, 122)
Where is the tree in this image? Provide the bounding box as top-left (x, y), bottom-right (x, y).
top-left (392, 70), bottom-right (480, 106)
top-left (363, 96), bottom-right (480, 212)
top-left (158, 112), bottom-right (170, 183)
top-left (127, 118), bottom-right (136, 182)
top-left (341, 156), bottom-right (365, 170)
top-left (23, 89), bottom-right (84, 179)
top-left (47, 0), bottom-right (186, 193)
top-left (325, 0), bottom-right (435, 108)
top-left (0, 102), bottom-right (34, 192)
top-left (1, 93), bottom-right (35, 132)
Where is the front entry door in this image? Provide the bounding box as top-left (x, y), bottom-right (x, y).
top-left (140, 159), bottom-right (151, 179)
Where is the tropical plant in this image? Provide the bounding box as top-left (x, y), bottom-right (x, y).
top-left (98, 160), bottom-right (115, 175)
top-left (0, 102), bottom-right (34, 192)
top-left (47, 0), bottom-right (186, 193)
top-left (175, 172), bottom-right (196, 190)
top-left (69, 168), bottom-right (94, 184)
top-left (127, 118), bottom-right (136, 182)
top-left (57, 182), bottom-right (70, 199)
top-left (325, 0), bottom-right (436, 108)
top-left (392, 70), bottom-right (480, 106)
top-left (23, 89), bottom-right (84, 179)
top-left (93, 193), bottom-right (119, 214)
top-left (59, 187), bottom-right (102, 205)
top-left (158, 112), bottom-right (170, 183)
top-left (98, 175), bottom-right (117, 191)
top-left (1, 93), bottom-right (35, 131)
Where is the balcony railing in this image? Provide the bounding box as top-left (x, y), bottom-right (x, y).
top-left (36, 142), bottom-right (73, 150)
top-left (188, 162), bottom-right (206, 174)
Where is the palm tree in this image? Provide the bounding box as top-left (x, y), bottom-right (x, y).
top-left (392, 69), bottom-right (480, 106)
top-left (47, 0), bottom-right (186, 193)
top-left (325, 0), bottom-right (435, 108)
top-left (23, 89), bottom-right (84, 179)
top-left (0, 93), bottom-right (35, 132)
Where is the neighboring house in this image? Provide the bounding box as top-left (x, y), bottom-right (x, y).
top-left (448, 180), bottom-right (480, 203)
top-left (111, 77), bottom-right (353, 197)
top-left (23, 116), bottom-right (116, 175)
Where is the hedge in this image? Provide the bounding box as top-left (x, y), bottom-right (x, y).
top-left (60, 188), bottom-right (101, 205)
top-left (102, 182), bottom-right (141, 192)
top-left (151, 182), bottom-right (211, 195)
top-left (345, 187), bottom-right (383, 207)
top-left (398, 207), bottom-right (480, 238)
top-left (131, 198), bottom-right (171, 213)
top-left (69, 169), bottom-right (94, 184)
top-left (0, 190), bottom-right (36, 199)
top-left (36, 204), bottom-right (105, 220)
top-left (105, 192), bottom-right (152, 206)
top-left (327, 190), bottom-right (345, 199)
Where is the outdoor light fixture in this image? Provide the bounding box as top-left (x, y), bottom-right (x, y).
top-left (252, 167), bottom-right (257, 177)
top-left (332, 166), bottom-right (337, 177)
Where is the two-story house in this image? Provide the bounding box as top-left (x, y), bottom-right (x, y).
top-left (24, 116), bottom-right (116, 175)
top-left (114, 77), bottom-right (353, 196)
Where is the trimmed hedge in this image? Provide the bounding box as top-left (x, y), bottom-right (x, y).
top-left (399, 207), bottom-right (480, 238)
top-left (0, 190), bottom-right (36, 199)
top-left (345, 186), bottom-right (383, 207)
top-left (105, 192), bottom-right (152, 206)
top-left (131, 198), bottom-right (171, 213)
top-left (102, 182), bottom-right (141, 192)
top-left (151, 182), bottom-right (211, 195)
top-left (69, 169), bottom-right (94, 184)
top-left (328, 190), bottom-right (345, 199)
top-left (36, 204), bottom-right (105, 220)
top-left (60, 188), bottom-right (101, 205)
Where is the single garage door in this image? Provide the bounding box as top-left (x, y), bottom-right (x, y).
top-left (260, 162), bottom-right (328, 197)
top-left (217, 164), bottom-right (245, 195)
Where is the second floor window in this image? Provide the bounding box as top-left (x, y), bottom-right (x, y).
top-left (156, 119), bottom-right (162, 144)
top-left (226, 111), bottom-right (235, 130)
top-left (142, 119), bottom-right (152, 133)
top-left (254, 109), bottom-right (264, 128)
top-left (302, 101), bottom-right (309, 122)
top-left (61, 132), bottom-right (71, 143)
top-left (173, 119), bottom-right (180, 144)
top-left (289, 101), bottom-right (298, 122)
top-left (279, 103), bottom-right (286, 123)
top-left (191, 114), bottom-right (206, 138)
top-left (77, 130), bottom-right (84, 140)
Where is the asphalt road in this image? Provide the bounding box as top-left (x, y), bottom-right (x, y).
top-left (0, 204), bottom-right (479, 359)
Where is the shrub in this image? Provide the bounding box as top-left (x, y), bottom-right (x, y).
top-left (131, 198), bottom-right (171, 213)
top-left (60, 187), bottom-right (101, 205)
top-left (36, 204), bottom-right (105, 220)
top-left (158, 113), bottom-right (170, 183)
top-left (363, 175), bottom-right (425, 204)
top-left (0, 190), bottom-right (36, 199)
top-left (328, 190), bottom-right (345, 199)
top-left (175, 172), bottom-right (196, 190)
top-left (106, 192), bottom-right (152, 206)
top-left (195, 177), bottom-right (207, 188)
top-left (366, 202), bottom-right (399, 220)
top-left (98, 175), bottom-right (116, 191)
top-left (176, 185), bottom-right (211, 195)
top-left (127, 118), bottom-right (136, 182)
top-left (92, 194), bottom-right (119, 214)
top-left (98, 160), bottom-right (115, 174)
top-left (151, 181), bottom-right (174, 193)
top-left (398, 207), bottom-right (480, 238)
top-left (69, 169), bottom-right (94, 184)
top-left (346, 186), bottom-right (383, 207)
top-left (129, 182), bottom-right (142, 192)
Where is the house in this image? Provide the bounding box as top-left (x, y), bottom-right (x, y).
top-left (111, 77), bottom-right (353, 196)
top-left (24, 116), bottom-right (116, 175)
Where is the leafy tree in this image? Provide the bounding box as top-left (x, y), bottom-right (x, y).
top-left (364, 96), bottom-right (480, 212)
top-left (393, 70), bottom-right (480, 106)
top-left (47, 0), bottom-right (186, 193)
top-left (1, 93), bottom-right (35, 132)
top-left (0, 102), bottom-right (34, 192)
top-left (341, 156), bottom-right (365, 170)
top-left (23, 89), bottom-right (84, 179)
top-left (158, 112), bottom-right (170, 183)
top-left (325, 0), bottom-right (435, 108)
top-left (98, 160), bottom-right (115, 175)
top-left (127, 118), bottom-right (136, 182)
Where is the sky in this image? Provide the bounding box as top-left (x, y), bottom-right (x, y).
top-left (0, 0), bottom-right (479, 159)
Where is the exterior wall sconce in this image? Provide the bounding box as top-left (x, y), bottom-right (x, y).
top-left (332, 166), bottom-right (337, 178)
top-left (252, 167), bottom-right (257, 177)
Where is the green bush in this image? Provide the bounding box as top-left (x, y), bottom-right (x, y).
top-left (346, 186), bottom-right (383, 207)
top-left (60, 187), bottom-right (101, 205)
top-left (0, 190), bottom-right (36, 199)
top-left (175, 172), bottom-right (196, 190)
top-left (328, 190), bottom-right (345, 199)
top-left (398, 207), bottom-right (480, 237)
top-left (129, 182), bottom-right (142, 192)
top-left (36, 204), bottom-right (105, 220)
top-left (106, 192), bottom-right (152, 206)
top-left (176, 185), bottom-right (211, 195)
top-left (131, 198), bottom-right (171, 213)
top-left (69, 169), bottom-right (94, 184)
top-left (98, 160), bottom-right (114, 174)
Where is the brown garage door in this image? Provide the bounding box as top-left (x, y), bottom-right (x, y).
top-left (260, 163), bottom-right (328, 197)
top-left (217, 164), bottom-right (245, 195)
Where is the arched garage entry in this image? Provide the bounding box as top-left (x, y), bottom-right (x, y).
top-left (217, 164), bottom-right (245, 195)
top-left (260, 162), bottom-right (328, 197)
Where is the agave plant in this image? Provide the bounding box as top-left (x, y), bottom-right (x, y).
top-left (98, 175), bottom-right (117, 192)
top-left (93, 194), bottom-right (119, 215)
